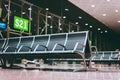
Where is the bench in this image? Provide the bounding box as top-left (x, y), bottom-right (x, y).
top-left (92, 51), bottom-right (120, 62)
top-left (91, 51), bottom-right (120, 69)
top-left (0, 31), bottom-right (91, 70)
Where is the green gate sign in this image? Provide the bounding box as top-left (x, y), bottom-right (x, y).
top-left (14, 16), bottom-right (29, 31)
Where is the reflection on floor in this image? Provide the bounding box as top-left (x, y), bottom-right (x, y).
top-left (1, 61), bottom-right (120, 80)
top-left (0, 67), bottom-right (120, 80)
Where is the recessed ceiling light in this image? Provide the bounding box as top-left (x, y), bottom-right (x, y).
top-left (91, 5), bottom-right (95, 8)
top-left (22, 12), bottom-right (25, 14)
top-left (98, 28), bottom-right (101, 30)
top-left (90, 26), bottom-right (92, 28)
top-left (102, 14), bottom-right (106, 16)
top-left (50, 26), bottom-right (53, 28)
top-left (105, 30), bottom-right (108, 33)
top-left (63, 16), bottom-right (66, 19)
top-left (117, 20), bottom-right (120, 23)
top-left (115, 10), bottom-right (119, 13)
top-left (47, 16), bottom-right (51, 18)
top-left (85, 23), bottom-right (88, 26)
top-left (46, 8), bottom-right (49, 11)
top-left (28, 7), bottom-right (32, 10)
top-left (106, 0), bottom-right (111, 2)
top-left (65, 8), bottom-right (69, 11)
top-left (78, 16), bottom-right (82, 19)
top-left (75, 22), bottom-right (78, 24)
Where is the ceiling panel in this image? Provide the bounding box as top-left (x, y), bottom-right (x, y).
top-left (68, 0), bottom-right (120, 32)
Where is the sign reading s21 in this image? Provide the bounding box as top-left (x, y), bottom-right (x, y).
top-left (14, 16), bottom-right (29, 31)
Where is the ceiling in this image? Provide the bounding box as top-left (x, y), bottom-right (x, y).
top-left (25, 0), bottom-right (120, 34)
top-left (68, 0), bottom-right (120, 32)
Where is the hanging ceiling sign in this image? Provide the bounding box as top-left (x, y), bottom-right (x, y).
top-left (14, 16), bottom-right (29, 32)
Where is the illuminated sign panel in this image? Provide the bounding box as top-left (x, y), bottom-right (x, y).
top-left (0, 21), bottom-right (7, 29)
top-left (14, 16), bottom-right (29, 31)
top-left (0, 8), bottom-right (2, 17)
top-left (0, 18), bottom-right (7, 30)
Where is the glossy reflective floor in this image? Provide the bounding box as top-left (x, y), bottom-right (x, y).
top-left (0, 67), bottom-right (120, 80)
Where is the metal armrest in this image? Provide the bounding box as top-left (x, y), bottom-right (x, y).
top-left (34, 44), bottom-right (48, 51)
top-left (91, 46), bottom-right (98, 55)
top-left (52, 43), bottom-right (66, 51)
top-left (56, 44), bottom-right (67, 50)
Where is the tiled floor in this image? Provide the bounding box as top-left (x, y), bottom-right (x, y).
top-left (0, 68), bottom-right (120, 80)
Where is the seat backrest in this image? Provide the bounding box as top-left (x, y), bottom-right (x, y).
top-left (65, 31), bottom-right (88, 52)
top-left (111, 51), bottom-right (119, 59)
top-left (4, 37), bottom-right (20, 52)
top-left (33, 35), bottom-right (49, 51)
top-left (0, 38), bottom-right (6, 52)
top-left (47, 33), bottom-right (67, 51)
top-left (18, 36), bottom-right (34, 52)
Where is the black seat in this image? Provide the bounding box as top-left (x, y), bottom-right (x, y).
top-left (3, 37), bottom-right (20, 53)
top-left (33, 35), bottom-right (49, 52)
top-left (65, 32), bottom-right (86, 52)
top-left (48, 33), bottom-right (67, 51)
top-left (18, 36), bottom-right (34, 53)
top-left (92, 51), bottom-right (120, 62)
top-left (50, 32), bottom-right (88, 57)
top-left (102, 52), bottom-right (111, 60)
top-left (111, 51), bottom-right (119, 60)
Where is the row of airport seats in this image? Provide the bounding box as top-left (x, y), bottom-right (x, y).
top-left (92, 51), bottom-right (120, 62)
top-left (0, 31), bottom-right (91, 70)
top-left (47, 44), bottom-right (120, 70)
